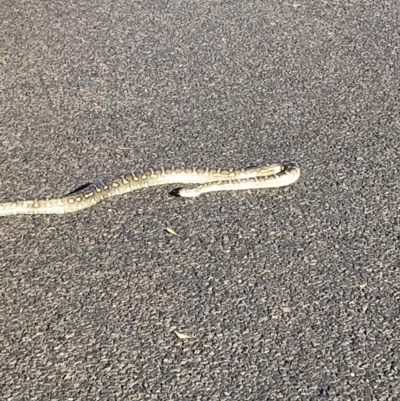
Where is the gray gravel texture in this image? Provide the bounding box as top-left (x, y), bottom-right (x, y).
top-left (1, 0), bottom-right (400, 400)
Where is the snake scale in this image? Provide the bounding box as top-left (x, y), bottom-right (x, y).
top-left (0, 161), bottom-right (300, 216)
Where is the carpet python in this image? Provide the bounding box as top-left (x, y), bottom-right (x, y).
top-left (0, 161), bottom-right (300, 216)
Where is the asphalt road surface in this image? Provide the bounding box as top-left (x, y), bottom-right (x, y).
top-left (1, 1), bottom-right (399, 399)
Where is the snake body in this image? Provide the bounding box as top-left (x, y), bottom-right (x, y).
top-left (0, 161), bottom-right (300, 216)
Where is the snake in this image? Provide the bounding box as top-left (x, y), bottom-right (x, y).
top-left (0, 161), bottom-right (300, 216)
